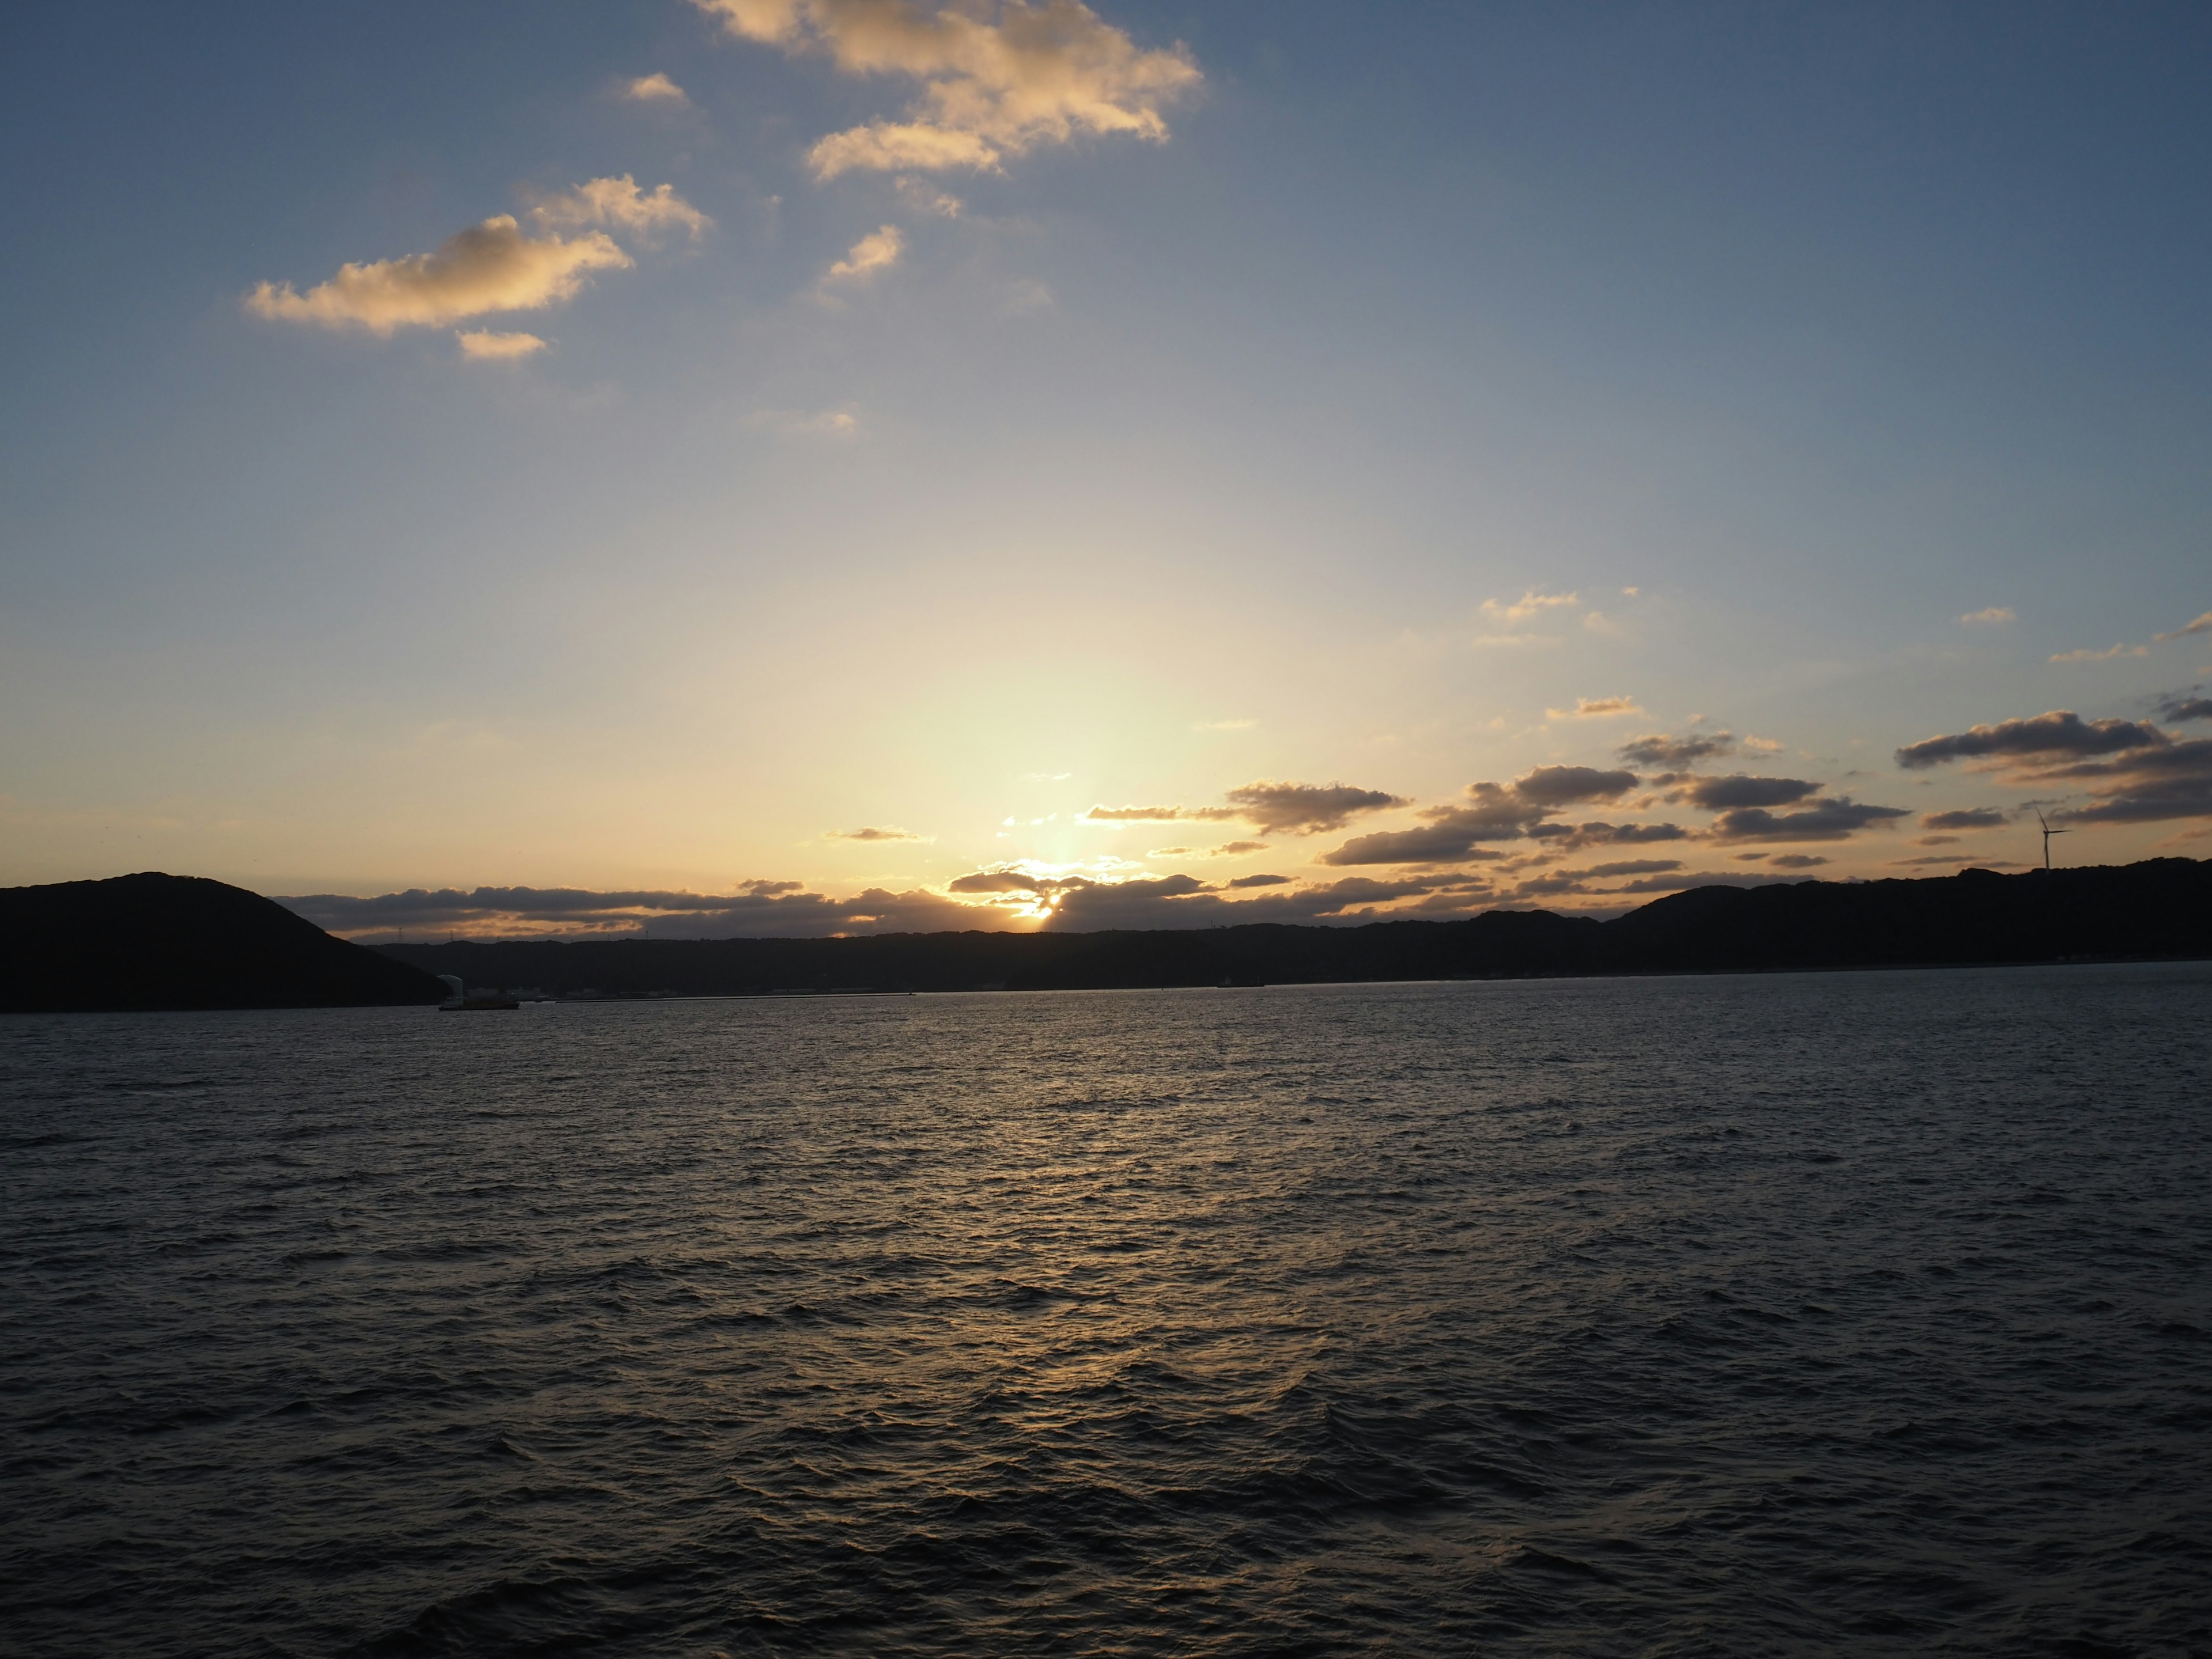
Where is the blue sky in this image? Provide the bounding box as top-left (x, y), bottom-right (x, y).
top-left (3, 1), bottom-right (2207, 935)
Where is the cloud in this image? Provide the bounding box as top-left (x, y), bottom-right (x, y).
top-left (751, 406), bottom-right (861, 437)
top-left (2051, 643), bottom-right (2149, 663)
top-left (1617, 731), bottom-right (1736, 768)
top-left (1321, 819), bottom-right (1515, 868)
top-left (1082, 802), bottom-right (1230, 824)
top-left (1895, 711), bottom-right (2165, 768)
top-left (896, 176), bottom-right (965, 215)
top-left (948, 869), bottom-right (1042, 893)
top-left (1532, 820), bottom-right (1691, 849)
top-left (1223, 780), bottom-right (1407, 834)
top-left (1547, 696), bottom-right (1643, 720)
top-left (824, 224), bottom-right (904, 282)
top-left (1090, 783), bottom-right (1400, 836)
top-left (1320, 767), bottom-right (1640, 868)
top-left (1512, 766), bottom-right (1639, 806)
top-left (1677, 774), bottom-right (1820, 810)
top-left (1481, 590), bottom-right (1578, 623)
top-left (456, 329), bottom-right (547, 361)
top-left (247, 217), bottom-right (631, 334)
top-left (1922, 808), bottom-right (2009, 831)
top-left (529, 175), bottom-right (711, 243)
top-left (1226, 873), bottom-right (1290, 888)
top-left (1959, 607), bottom-right (2016, 625)
top-left (826, 825), bottom-right (923, 841)
top-left (1706, 798), bottom-right (1909, 843)
top-left (2154, 611), bottom-right (2212, 643)
top-left (1578, 859), bottom-right (1681, 878)
top-left (279, 880), bottom-right (984, 940)
top-left (2156, 690), bottom-right (2212, 724)
top-left (1210, 840), bottom-right (1268, 855)
top-left (1770, 854), bottom-right (1829, 868)
top-left (1893, 705), bottom-right (2211, 826)
top-left (623, 72), bottom-right (691, 103)
top-left (695, 0), bottom-right (1203, 179)
top-left (2048, 737), bottom-right (2212, 825)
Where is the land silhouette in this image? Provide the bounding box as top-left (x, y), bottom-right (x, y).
top-left (6, 862), bottom-right (2205, 1011)
top-left (0, 873), bottom-right (448, 1012)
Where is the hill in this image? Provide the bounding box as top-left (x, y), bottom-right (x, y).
top-left (1, 873), bottom-right (450, 1012)
top-left (374, 859), bottom-right (2212, 997)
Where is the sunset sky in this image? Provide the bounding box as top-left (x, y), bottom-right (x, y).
top-left (3, 1), bottom-right (2208, 937)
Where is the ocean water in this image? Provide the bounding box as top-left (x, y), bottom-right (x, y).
top-left (3, 965), bottom-right (2209, 1658)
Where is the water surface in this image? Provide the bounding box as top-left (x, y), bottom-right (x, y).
top-left (4, 966), bottom-right (2209, 1656)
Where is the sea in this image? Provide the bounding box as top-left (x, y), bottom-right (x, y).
top-left (3, 964), bottom-right (2209, 1658)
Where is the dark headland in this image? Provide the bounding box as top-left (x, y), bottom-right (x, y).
top-left (5, 861), bottom-right (2206, 1013)
top-left (0, 873), bottom-right (449, 1013)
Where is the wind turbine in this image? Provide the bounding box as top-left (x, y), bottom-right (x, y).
top-left (2035, 808), bottom-right (2068, 871)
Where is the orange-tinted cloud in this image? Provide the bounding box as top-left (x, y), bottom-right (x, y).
top-left (694, 0), bottom-right (1202, 178)
top-left (248, 217), bottom-right (630, 334)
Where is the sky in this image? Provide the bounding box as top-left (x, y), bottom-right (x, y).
top-left (2, 0), bottom-right (2208, 939)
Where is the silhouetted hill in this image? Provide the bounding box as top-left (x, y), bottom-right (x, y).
top-left (376, 860), bottom-right (2212, 997)
top-left (1, 873), bottom-right (450, 1012)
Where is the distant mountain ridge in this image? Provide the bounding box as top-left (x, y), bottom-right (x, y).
top-left (4, 862), bottom-right (2205, 1014)
top-left (0, 873), bottom-right (449, 1013)
top-left (376, 859), bottom-right (2212, 997)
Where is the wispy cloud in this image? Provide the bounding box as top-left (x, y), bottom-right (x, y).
top-left (456, 329), bottom-right (548, 361)
top-left (823, 224), bottom-right (904, 283)
top-left (749, 405), bottom-right (861, 437)
top-left (694, 0), bottom-right (1203, 179)
top-left (1547, 695), bottom-right (1642, 720)
top-left (248, 177), bottom-right (704, 336)
top-left (2154, 610), bottom-right (2212, 643)
top-left (1084, 781), bottom-right (1401, 836)
top-left (2156, 689), bottom-right (2212, 724)
top-left (247, 217), bottom-right (631, 333)
top-left (622, 72), bottom-right (691, 104)
top-left (2051, 642), bottom-right (2150, 663)
top-left (529, 175), bottom-right (711, 243)
top-left (1959, 606), bottom-right (2016, 625)
top-left (825, 825), bottom-right (924, 841)
top-left (1480, 590), bottom-right (1579, 623)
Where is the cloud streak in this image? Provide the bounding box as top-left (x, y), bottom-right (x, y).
top-left (1896, 705), bottom-right (2212, 827)
top-left (529, 175), bottom-right (711, 243)
top-left (248, 217), bottom-right (631, 334)
top-left (1084, 781), bottom-right (1403, 836)
top-left (456, 329), bottom-right (548, 361)
top-left (824, 224), bottom-right (904, 282)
